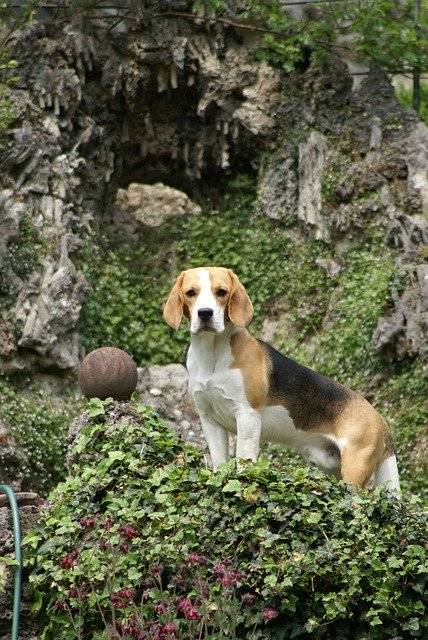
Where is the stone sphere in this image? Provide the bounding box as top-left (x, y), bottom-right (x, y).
top-left (78, 347), bottom-right (138, 400)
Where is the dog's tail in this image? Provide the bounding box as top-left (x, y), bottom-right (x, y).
top-left (373, 454), bottom-right (401, 496)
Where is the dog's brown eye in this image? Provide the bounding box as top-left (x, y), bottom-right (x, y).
top-left (217, 288), bottom-right (228, 297)
top-left (186, 289), bottom-right (196, 297)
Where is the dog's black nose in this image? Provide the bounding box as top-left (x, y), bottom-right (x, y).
top-left (198, 308), bottom-right (214, 321)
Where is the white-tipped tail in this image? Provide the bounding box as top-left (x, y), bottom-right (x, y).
top-left (374, 455), bottom-right (401, 496)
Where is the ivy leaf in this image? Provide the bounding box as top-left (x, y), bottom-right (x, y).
top-left (306, 512), bottom-right (322, 524)
top-left (222, 479), bottom-right (243, 494)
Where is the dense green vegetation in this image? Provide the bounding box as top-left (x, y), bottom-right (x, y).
top-left (77, 175), bottom-right (427, 498)
top-left (0, 173), bottom-right (425, 497)
top-left (25, 399), bottom-right (427, 639)
top-left (0, 373), bottom-right (84, 492)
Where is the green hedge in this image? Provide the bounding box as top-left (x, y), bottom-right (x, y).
top-left (26, 399), bottom-right (427, 640)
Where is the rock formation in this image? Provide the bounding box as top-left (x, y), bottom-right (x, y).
top-left (1, 5), bottom-right (426, 373)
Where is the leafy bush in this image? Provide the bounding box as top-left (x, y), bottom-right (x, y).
top-left (201, 0), bottom-right (428, 77)
top-left (0, 373), bottom-right (84, 492)
top-left (26, 399), bottom-right (427, 640)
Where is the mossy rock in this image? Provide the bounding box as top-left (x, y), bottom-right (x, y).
top-left (25, 399), bottom-right (427, 640)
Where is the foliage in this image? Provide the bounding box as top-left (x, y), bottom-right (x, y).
top-left (0, 214), bottom-right (46, 307)
top-left (396, 82), bottom-right (428, 125)
top-left (275, 236), bottom-right (394, 388)
top-left (79, 176), bottom-right (331, 366)
top-left (200, 0), bottom-right (428, 78)
top-left (0, 373), bottom-right (84, 492)
top-left (25, 399), bottom-right (427, 640)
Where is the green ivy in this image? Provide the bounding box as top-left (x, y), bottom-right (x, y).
top-left (0, 214), bottom-right (45, 306)
top-left (25, 399), bottom-right (427, 640)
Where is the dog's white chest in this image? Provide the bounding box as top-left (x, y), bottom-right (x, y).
top-left (189, 369), bottom-right (243, 432)
top-left (187, 333), bottom-right (245, 432)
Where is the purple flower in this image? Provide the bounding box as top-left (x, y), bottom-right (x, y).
top-left (80, 516), bottom-right (96, 528)
top-left (60, 550), bottom-right (78, 569)
top-left (184, 606), bottom-right (200, 621)
top-left (213, 561), bottom-right (227, 576)
top-left (219, 570), bottom-right (244, 587)
top-left (119, 524), bottom-right (139, 540)
top-left (177, 597), bottom-right (192, 613)
top-left (154, 602), bottom-right (168, 615)
top-left (53, 600), bottom-right (67, 611)
top-left (161, 622), bottom-right (178, 637)
top-left (110, 586), bottom-right (135, 609)
top-left (262, 607), bottom-right (279, 621)
top-left (186, 552), bottom-right (205, 565)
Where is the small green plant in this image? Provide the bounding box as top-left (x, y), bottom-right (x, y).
top-left (396, 82), bottom-right (428, 125)
top-left (0, 214), bottom-right (46, 308)
top-left (25, 399), bottom-right (427, 640)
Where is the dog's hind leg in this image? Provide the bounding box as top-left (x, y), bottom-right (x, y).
top-left (340, 442), bottom-right (380, 488)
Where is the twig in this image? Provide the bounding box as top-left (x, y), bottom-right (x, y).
top-left (152, 11), bottom-right (293, 37)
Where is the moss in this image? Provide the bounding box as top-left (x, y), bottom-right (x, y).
top-left (274, 236), bottom-right (395, 388)
top-left (0, 373), bottom-right (84, 493)
top-left (0, 214), bottom-right (45, 305)
top-left (321, 154), bottom-right (348, 206)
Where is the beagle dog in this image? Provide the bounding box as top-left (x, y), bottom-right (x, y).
top-left (163, 267), bottom-right (400, 493)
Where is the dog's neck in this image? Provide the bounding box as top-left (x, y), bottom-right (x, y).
top-left (188, 324), bottom-right (243, 374)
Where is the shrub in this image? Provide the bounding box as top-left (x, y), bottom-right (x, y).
top-left (0, 373), bottom-right (84, 492)
top-left (25, 399), bottom-right (427, 640)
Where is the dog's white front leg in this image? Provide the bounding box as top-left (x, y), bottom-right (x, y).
top-left (236, 407), bottom-right (261, 463)
top-left (199, 414), bottom-right (229, 470)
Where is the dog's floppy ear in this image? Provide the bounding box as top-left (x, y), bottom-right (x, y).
top-left (164, 272), bottom-right (186, 330)
top-left (227, 269), bottom-right (253, 327)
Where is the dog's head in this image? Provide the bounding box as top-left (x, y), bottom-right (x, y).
top-left (163, 267), bottom-right (253, 334)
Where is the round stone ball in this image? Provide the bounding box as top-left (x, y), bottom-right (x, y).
top-left (78, 347), bottom-right (138, 400)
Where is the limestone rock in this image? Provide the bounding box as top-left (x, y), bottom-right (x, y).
top-left (0, 9), bottom-right (282, 372)
top-left (373, 264), bottom-right (428, 362)
top-left (298, 131), bottom-right (329, 239)
top-left (115, 182), bottom-right (201, 230)
top-left (136, 364), bottom-right (203, 448)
